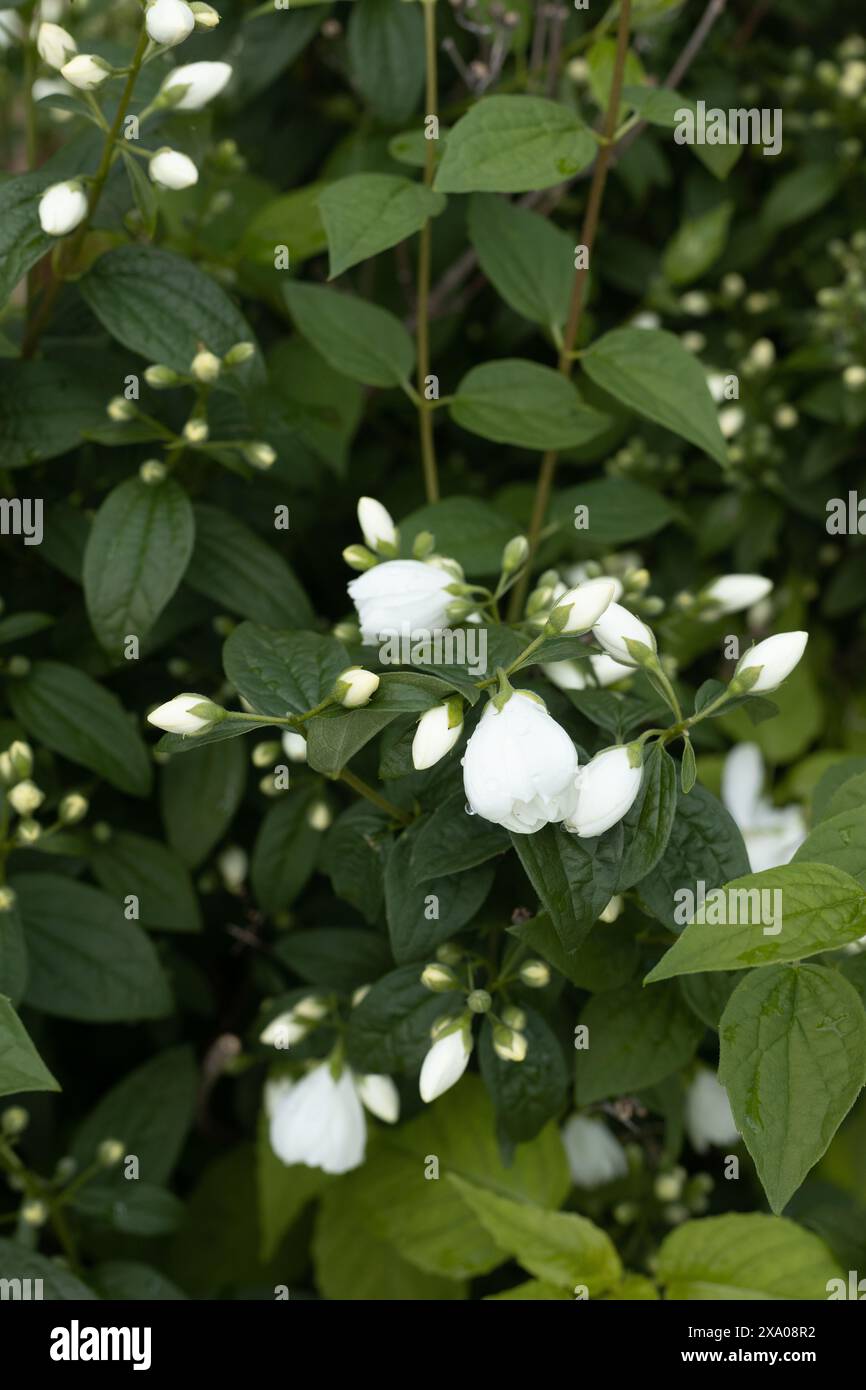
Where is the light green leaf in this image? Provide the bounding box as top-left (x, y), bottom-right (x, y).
top-left (83, 476), bottom-right (195, 657)
top-left (451, 359), bottom-right (610, 450)
top-left (257, 1111), bottom-right (331, 1261)
top-left (0, 996), bottom-right (59, 1098)
top-left (552, 477), bottom-right (679, 545)
top-left (435, 95), bottom-right (596, 194)
top-left (658, 1212), bottom-right (844, 1299)
top-left (719, 964), bottom-right (866, 1213)
top-left (793, 806), bottom-right (866, 889)
top-left (582, 327), bottom-right (728, 464)
top-left (284, 281), bottom-right (414, 388)
top-left (645, 863), bottom-right (866, 983)
top-left (662, 201), bottom-right (733, 286)
top-left (320, 173), bottom-right (445, 277)
top-left (241, 182), bottom-right (328, 266)
top-left (634, 782), bottom-right (750, 931)
top-left (467, 194), bottom-right (574, 334)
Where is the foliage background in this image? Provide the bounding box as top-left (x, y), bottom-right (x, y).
top-left (0, 0), bottom-right (865, 1301)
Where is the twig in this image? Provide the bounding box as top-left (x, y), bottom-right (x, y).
top-left (415, 0), bottom-right (441, 502)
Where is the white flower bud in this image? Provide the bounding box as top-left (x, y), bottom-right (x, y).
top-left (144, 364), bottom-right (182, 389)
top-left (224, 341), bottom-right (255, 366)
top-left (98, 1139), bottom-right (125, 1167)
top-left (183, 418), bottom-right (209, 444)
top-left (592, 602), bottom-right (657, 667)
top-left (419, 1017), bottom-right (473, 1102)
top-left (8, 780), bottom-right (44, 816)
top-left (281, 729), bottom-right (307, 763)
top-left (699, 574), bottom-right (772, 618)
top-left (501, 535), bottom-right (529, 573)
top-left (718, 405), bottom-right (745, 438)
top-left (348, 559), bottom-right (453, 643)
top-left (107, 395), bottom-right (136, 422)
top-left (493, 1026), bottom-right (527, 1062)
top-left (334, 666), bottom-right (379, 709)
top-left (7, 741), bottom-right (33, 780)
top-left (357, 496), bottom-right (398, 554)
top-left (519, 960), bottom-right (550, 988)
top-left (217, 844), bottom-right (247, 890)
top-left (598, 895), bottom-right (624, 923)
top-left (37, 22), bottom-right (77, 69)
top-left (843, 364), bottom-right (866, 389)
top-left (149, 148), bottom-right (199, 190)
top-left (244, 441), bottom-right (276, 470)
top-left (548, 577), bottom-right (617, 635)
top-left (563, 1115), bottom-right (629, 1188)
top-left (732, 631), bottom-right (808, 694)
top-left (355, 1073), bottom-right (400, 1124)
top-left (684, 1068), bottom-right (740, 1153)
top-left (159, 59), bottom-right (232, 110)
top-left (1, 1105), bottom-right (27, 1136)
top-left (0, 887), bottom-right (17, 913)
top-left (307, 800), bottom-right (332, 832)
top-left (190, 2), bottom-right (221, 29)
top-left (58, 793), bottom-right (88, 825)
top-left (146, 0), bottom-right (195, 47)
top-left (17, 819), bottom-right (41, 844)
top-left (411, 698), bottom-right (464, 771)
top-left (748, 337), bottom-right (776, 369)
top-left (189, 348), bottom-right (220, 383)
top-left (139, 459), bottom-right (167, 485)
top-left (420, 963), bottom-right (459, 992)
top-left (565, 743), bottom-right (643, 838)
top-left (61, 54), bottom-right (112, 89)
top-left (22, 1199), bottom-right (49, 1227)
top-left (38, 180), bottom-right (88, 236)
top-left (147, 692), bottom-right (226, 735)
top-left (343, 544), bottom-right (377, 572)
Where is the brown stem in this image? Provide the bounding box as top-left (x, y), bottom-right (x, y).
top-left (508, 0), bottom-right (633, 620)
top-left (415, 0), bottom-right (440, 503)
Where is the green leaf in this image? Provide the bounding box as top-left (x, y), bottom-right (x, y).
top-left (645, 863), bottom-right (866, 983)
top-left (0, 996), bottom-right (59, 1098)
top-left (621, 83), bottom-right (691, 127)
top-left (160, 735), bottom-right (247, 868)
top-left (90, 830), bottom-right (202, 933)
top-left (346, 0), bottom-right (425, 126)
top-left (121, 148), bottom-right (158, 237)
top-left (73, 1045), bottom-right (196, 1183)
top-left (479, 1009), bottom-right (568, 1142)
top-left (0, 172), bottom-right (54, 306)
top-left (83, 476), bottom-right (195, 657)
top-left (793, 806), bottom-right (866, 889)
top-left (241, 183), bottom-right (328, 266)
top-left (273, 926), bottom-right (392, 993)
top-left (313, 1180), bottom-right (466, 1300)
top-left (266, 337), bottom-right (363, 474)
top-left (616, 742), bottom-right (677, 890)
top-left (0, 899), bottom-right (27, 1006)
top-left (509, 911), bottom-right (640, 991)
top-left (825, 769), bottom-right (866, 820)
top-left (0, 1240), bottom-right (96, 1299)
top-left (186, 504), bottom-right (312, 628)
top-left (0, 361), bottom-right (106, 469)
top-left (321, 802), bottom-right (390, 925)
top-left (658, 1212), bottom-right (843, 1299)
top-left (342, 1076), bottom-right (570, 1278)
top-left (223, 622), bottom-right (349, 718)
top-left (385, 826), bottom-right (495, 964)
top-left (73, 1181), bottom-right (184, 1236)
top-left (635, 782), bottom-right (749, 931)
top-left (582, 328), bottom-right (728, 464)
top-left (284, 281), bottom-right (414, 388)
top-left (93, 1261), bottom-right (187, 1301)
top-left (320, 173), bottom-right (445, 278)
top-left (435, 95), bottom-right (595, 193)
top-left (449, 1174), bottom-right (621, 1293)
top-left (575, 980), bottom-right (703, 1105)
top-left (451, 359), bottom-right (609, 450)
top-left (14, 874), bottom-right (172, 1023)
top-left (552, 477), bottom-right (679, 545)
top-left (346, 963), bottom-right (453, 1075)
top-left (399, 497), bottom-right (519, 575)
top-left (813, 757), bottom-right (866, 821)
top-left (511, 823), bottom-right (623, 951)
top-left (411, 789), bottom-right (508, 880)
top-left (662, 200), bottom-right (733, 287)
top-left (760, 164), bottom-right (841, 236)
top-left (80, 245), bottom-right (264, 383)
top-left (251, 786), bottom-right (321, 913)
top-left (467, 194), bottom-right (574, 334)
top-left (681, 737), bottom-right (697, 793)
top-left (719, 964), bottom-right (866, 1213)
top-left (257, 1111), bottom-right (331, 1261)
top-left (306, 706), bottom-right (398, 775)
top-left (8, 660), bottom-right (152, 797)
top-left (0, 612), bottom-right (54, 647)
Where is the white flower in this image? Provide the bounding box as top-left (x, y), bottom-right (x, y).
top-left (561, 1114), bottom-right (628, 1188)
top-left (282, 729), bottom-right (307, 763)
top-left (592, 602), bottom-right (656, 667)
top-left (189, 349), bottom-right (220, 382)
top-left (685, 1068), bottom-right (740, 1154)
top-left (462, 690), bottom-right (578, 833)
top-left (549, 577), bottom-right (618, 634)
top-left (412, 699), bottom-right (463, 770)
top-left (721, 743), bottom-right (806, 873)
top-left (419, 1020), bottom-right (473, 1103)
top-left (357, 496), bottom-right (397, 554)
top-left (733, 630), bottom-right (808, 693)
top-left (334, 666), bottom-right (379, 708)
top-left (146, 692), bottom-right (225, 735)
top-left (259, 996), bottom-right (327, 1048)
top-left (146, 0), bottom-right (195, 47)
top-left (542, 652), bottom-right (634, 692)
top-left (8, 781), bottom-right (44, 816)
top-left (38, 180), bottom-right (87, 235)
top-left (61, 54), bottom-right (111, 89)
top-left (266, 1062), bottom-right (398, 1174)
top-left (217, 844), bottom-right (247, 891)
top-left (159, 59), bottom-right (232, 110)
top-left (565, 744), bottom-right (643, 838)
top-left (36, 22), bottom-right (77, 69)
top-left (700, 574), bottom-right (772, 619)
top-left (149, 148), bottom-right (199, 190)
top-left (348, 558), bottom-right (453, 644)
top-left (718, 405), bottom-right (745, 438)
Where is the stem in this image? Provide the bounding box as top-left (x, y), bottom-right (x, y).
top-left (509, 0), bottom-right (632, 620)
top-left (23, 2), bottom-right (39, 325)
top-left (21, 26), bottom-right (150, 358)
top-left (415, 0), bottom-right (440, 503)
top-left (647, 657), bottom-right (683, 724)
top-left (338, 768), bottom-right (413, 825)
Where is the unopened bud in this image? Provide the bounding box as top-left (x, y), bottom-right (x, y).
top-left (98, 1139), bottom-right (125, 1167)
top-left (58, 793), bottom-right (88, 825)
top-left (191, 349), bottom-right (221, 383)
top-left (421, 963), bottom-right (459, 992)
top-left (519, 960), bottom-right (550, 988)
top-left (139, 459), bottom-right (167, 485)
top-left (144, 363), bottom-right (183, 389)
